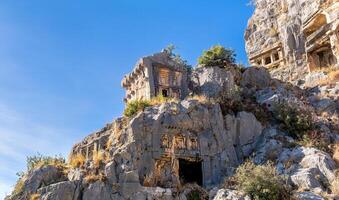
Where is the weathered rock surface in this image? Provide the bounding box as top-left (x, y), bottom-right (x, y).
top-left (225, 112), bottom-right (264, 158)
top-left (191, 66), bottom-right (237, 98)
top-left (82, 181), bottom-right (114, 200)
top-left (245, 0), bottom-right (339, 84)
top-left (38, 181), bottom-right (81, 200)
top-left (293, 191), bottom-right (325, 200)
top-left (212, 189), bottom-right (250, 200)
top-left (278, 147), bottom-right (336, 192)
top-left (240, 67), bottom-right (271, 90)
top-left (24, 165), bottom-right (67, 194)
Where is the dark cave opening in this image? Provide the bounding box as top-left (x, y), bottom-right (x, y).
top-left (179, 159), bottom-right (203, 186)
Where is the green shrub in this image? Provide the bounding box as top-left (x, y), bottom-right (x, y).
top-left (123, 99), bottom-right (151, 117)
top-left (187, 190), bottom-right (202, 200)
top-left (272, 103), bottom-right (313, 138)
top-left (233, 161), bottom-right (291, 200)
top-left (198, 45), bottom-right (236, 67)
top-left (123, 96), bottom-right (177, 118)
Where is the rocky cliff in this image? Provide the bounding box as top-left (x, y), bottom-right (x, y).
top-left (5, 1), bottom-right (339, 199)
top-left (6, 62), bottom-right (338, 200)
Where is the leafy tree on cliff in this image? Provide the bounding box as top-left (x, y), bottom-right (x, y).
top-left (198, 45), bottom-right (236, 67)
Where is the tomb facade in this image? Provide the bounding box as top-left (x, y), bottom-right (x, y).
top-left (121, 51), bottom-right (189, 103)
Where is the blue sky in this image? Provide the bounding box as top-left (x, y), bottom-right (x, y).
top-left (0, 0), bottom-right (253, 197)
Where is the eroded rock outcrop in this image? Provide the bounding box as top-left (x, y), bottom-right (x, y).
top-left (245, 0), bottom-right (339, 84)
top-left (5, 50), bottom-right (338, 200)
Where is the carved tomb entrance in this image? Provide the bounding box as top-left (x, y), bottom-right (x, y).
top-left (178, 158), bottom-right (203, 186)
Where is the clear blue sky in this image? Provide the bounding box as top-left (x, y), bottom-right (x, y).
top-left (0, 0), bottom-right (253, 197)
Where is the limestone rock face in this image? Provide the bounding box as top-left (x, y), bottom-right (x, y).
top-left (240, 67), bottom-right (271, 90)
top-left (120, 100), bottom-right (239, 188)
top-left (212, 189), bottom-right (250, 200)
top-left (23, 165), bottom-right (67, 194)
top-left (245, 0), bottom-right (339, 83)
top-left (293, 191), bottom-right (325, 200)
top-left (191, 66), bottom-right (237, 99)
top-left (38, 181), bottom-right (81, 200)
top-left (225, 112), bottom-right (263, 158)
top-left (277, 147), bottom-right (336, 192)
top-left (82, 181), bottom-right (114, 200)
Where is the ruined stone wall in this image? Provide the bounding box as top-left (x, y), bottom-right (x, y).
top-left (245, 0), bottom-right (339, 83)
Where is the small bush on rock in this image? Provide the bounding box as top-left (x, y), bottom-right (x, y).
top-left (198, 45), bottom-right (236, 67)
top-left (231, 161), bottom-right (291, 200)
top-left (187, 190), bottom-right (203, 200)
top-left (273, 102), bottom-right (313, 139)
top-left (123, 100), bottom-right (151, 117)
top-left (124, 96), bottom-right (177, 118)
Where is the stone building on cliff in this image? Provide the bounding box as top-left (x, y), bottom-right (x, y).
top-left (121, 51), bottom-right (189, 103)
top-left (245, 0), bottom-right (339, 82)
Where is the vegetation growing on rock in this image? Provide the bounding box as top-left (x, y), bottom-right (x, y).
top-left (272, 102), bottom-right (313, 138)
top-left (226, 161), bottom-right (291, 200)
top-left (198, 45), bottom-right (236, 67)
top-left (123, 99), bottom-right (151, 117)
top-left (69, 153), bottom-right (86, 169)
top-left (123, 95), bottom-right (178, 117)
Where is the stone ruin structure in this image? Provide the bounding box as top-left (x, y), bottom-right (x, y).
top-left (121, 51), bottom-right (189, 103)
top-left (245, 0), bottom-right (339, 82)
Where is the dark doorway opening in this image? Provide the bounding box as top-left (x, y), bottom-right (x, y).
top-left (179, 159), bottom-right (203, 186)
top-left (162, 89), bottom-right (169, 97)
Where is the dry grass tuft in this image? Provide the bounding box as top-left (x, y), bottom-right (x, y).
top-left (30, 193), bottom-right (40, 200)
top-left (13, 177), bottom-right (25, 196)
top-left (314, 68), bottom-right (339, 86)
top-left (93, 150), bottom-right (107, 168)
top-left (84, 173), bottom-right (106, 184)
top-left (330, 170), bottom-right (339, 195)
top-left (187, 95), bottom-right (213, 104)
top-left (150, 95), bottom-right (178, 105)
top-left (332, 143), bottom-right (339, 166)
top-left (106, 137), bottom-right (113, 151)
top-left (69, 153), bottom-right (86, 169)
